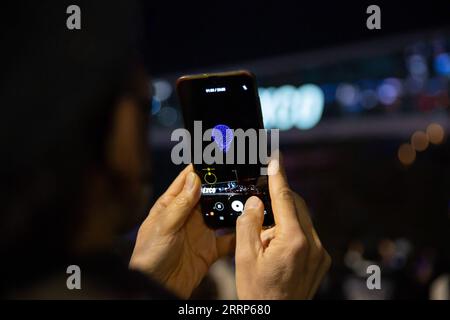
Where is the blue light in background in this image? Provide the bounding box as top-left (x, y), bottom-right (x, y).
top-left (358, 79), bottom-right (378, 90)
top-left (434, 53), bottom-right (450, 76)
top-left (151, 97), bottom-right (161, 115)
top-left (157, 106), bottom-right (178, 127)
top-left (336, 83), bottom-right (361, 113)
top-left (377, 83), bottom-right (397, 105)
top-left (426, 77), bottom-right (446, 96)
top-left (360, 89), bottom-right (378, 110)
top-left (320, 84), bottom-right (337, 104)
top-left (377, 78), bottom-right (402, 106)
top-left (407, 54), bottom-right (428, 78)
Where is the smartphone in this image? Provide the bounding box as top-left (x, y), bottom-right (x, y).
top-left (176, 70), bottom-right (275, 229)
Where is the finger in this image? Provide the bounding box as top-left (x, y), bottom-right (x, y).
top-left (160, 171), bottom-right (201, 233)
top-left (308, 250), bottom-right (332, 299)
top-left (261, 227), bottom-right (276, 248)
top-left (305, 236), bottom-right (324, 300)
top-left (268, 158), bottom-right (301, 234)
top-left (293, 193), bottom-right (316, 246)
top-left (160, 164), bottom-right (194, 199)
top-left (216, 233), bottom-right (236, 258)
top-left (151, 165), bottom-right (194, 214)
top-left (236, 196), bottom-right (264, 260)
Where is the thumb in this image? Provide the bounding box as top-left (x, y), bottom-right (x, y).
top-left (162, 171), bottom-right (201, 233)
top-left (236, 196), bottom-right (264, 260)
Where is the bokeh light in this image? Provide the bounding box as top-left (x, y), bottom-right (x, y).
top-left (259, 84), bottom-right (324, 130)
top-left (157, 106), bottom-right (178, 127)
top-left (153, 79), bottom-right (173, 101)
top-left (411, 131), bottom-right (429, 152)
top-left (426, 123), bottom-right (445, 145)
top-left (407, 54), bottom-right (428, 78)
top-left (151, 97), bottom-right (161, 115)
top-left (377, 78), bottom-right (402, 106)
top-left (398, 143), bottom-right (416, 166)
top-left (336, 83), bottom-right (360, 109)
top-left (360, 89), bottom-right (378, 109)
top-left (434, 53), bottom-right (450, 76)
top-left (404, 77), bottom-right (425, 95)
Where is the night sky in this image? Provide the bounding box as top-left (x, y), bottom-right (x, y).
top-left (143, 1), bottom-right (450, 75)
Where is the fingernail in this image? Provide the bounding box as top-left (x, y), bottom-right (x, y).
top-left (184, 172), bottom-right (196, 191)
top-left (245, 196), bottom-right (261, 210)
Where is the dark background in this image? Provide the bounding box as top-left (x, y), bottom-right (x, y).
top-left (2, 0), bottom-right (448, 300)
top-left (141, 0), bottom-right (450, 299)
top-left (143, 1), bottom-right (450, 75)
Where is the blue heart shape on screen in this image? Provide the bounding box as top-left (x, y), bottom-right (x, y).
top-left (212, 124), bottom-right (233, 152)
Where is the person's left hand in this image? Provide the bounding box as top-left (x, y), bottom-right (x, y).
top-left (129, 165), bottom-right (234, 298)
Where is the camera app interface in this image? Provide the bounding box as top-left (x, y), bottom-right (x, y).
top-left (179, 75), bottom-right (274, 229)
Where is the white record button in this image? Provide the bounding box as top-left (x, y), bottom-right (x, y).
top-left (231, 200), bottom-right (244, 213)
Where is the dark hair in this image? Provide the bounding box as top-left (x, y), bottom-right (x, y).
top-left (0, 0), bottom-right (145, 284)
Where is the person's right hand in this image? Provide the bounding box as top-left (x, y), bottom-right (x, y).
top-left (235, 159), bottom-right (331, 299)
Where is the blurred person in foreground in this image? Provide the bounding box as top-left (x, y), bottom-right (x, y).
top-left (0, 1), bottom-right (330, 299)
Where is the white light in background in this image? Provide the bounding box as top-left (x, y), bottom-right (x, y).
top-left (152, 79), bottom-right (173, 101)
top-left (295, 84), bottom-right (325, 129)
top-left (259, 84), bottom-right (324, 131)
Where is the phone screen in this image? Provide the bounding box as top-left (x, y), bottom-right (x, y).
top-left (177, 71), bottom-right (274, 229)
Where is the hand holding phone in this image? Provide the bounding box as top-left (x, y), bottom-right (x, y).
top-left (235, 159), bottom-right (332, 299)
top-left (130, 165), bottom-right (235, 298)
